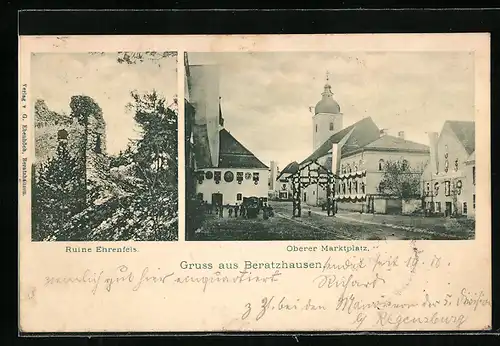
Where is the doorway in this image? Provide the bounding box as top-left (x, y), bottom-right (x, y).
top-left (445, 201), bottom-right (452, 217)
top-left (212, 193), bottom-right (223, 206)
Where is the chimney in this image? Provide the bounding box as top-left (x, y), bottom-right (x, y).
top-left (428, 132), bottom-right (439, 175)
top-left (398, 131), bottom-right (405, 139)
top-left (331, 143), bottom-right (341, 173)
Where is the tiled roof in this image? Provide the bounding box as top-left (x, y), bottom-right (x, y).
top-left (276, 161), bottom-right (299, 179)
top-left (300, 117), bottom-right (380, 164)
top-left (363, 135), bottom-right (429, 153)
top-left (318, 156), bottom-right (333, 173)
top-left (218, 129), bottom-right (268, 169)
top-left (447, 120), bottom-right (475, 155)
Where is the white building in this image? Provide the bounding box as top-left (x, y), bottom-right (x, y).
top-left (299, 78), bottom-right (430, 214)
top-left (185, 56), bottom-right (268, 206)
top-left (194, 125), bottom-right (269, 205)
top-left (275, 161), bottom-right (299, 200)
top-left (421, 121), bottom-right (476, 218)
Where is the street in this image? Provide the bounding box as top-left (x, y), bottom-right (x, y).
top-left (192, 201), bottom-right (474, 241)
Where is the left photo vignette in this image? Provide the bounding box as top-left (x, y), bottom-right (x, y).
top-left (30, 51), bottom-right (179, 242)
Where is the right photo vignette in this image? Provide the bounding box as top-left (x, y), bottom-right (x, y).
top-left (183, 51), bottom-right (476, 242)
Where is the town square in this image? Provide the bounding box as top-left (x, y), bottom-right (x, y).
top-left (183, 51), bottom-right (476, 241)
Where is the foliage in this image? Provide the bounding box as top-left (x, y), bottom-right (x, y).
top-left (56, 187), bottom-right (178, 241)
top-left (32, 142), bottom-right (86, 241)
top-left (70, 95), bottom-right (104, 126)
top-left (378, 160), bottom-right (421, 201)
top-left (116, 51), bottom-right (177, 66)
top-left (59, 90), bottom-right (179, 241)
top-left (33, 60), bottom-right (178, 240)
top-left (111, 90), bottom-right (179, 240)
top-left (109, 146), bottom-right (134, 168)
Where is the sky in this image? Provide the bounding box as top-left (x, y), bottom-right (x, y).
top-left (31, 52), bottom-right (178, 155)
top-left (189, 51), bottom-right (475, 171)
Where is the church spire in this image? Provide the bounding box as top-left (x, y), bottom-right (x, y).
top-left (322, 70), bottom-right (333, 98)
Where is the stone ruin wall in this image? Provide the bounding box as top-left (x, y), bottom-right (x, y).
top-left (34, 98), bottom-right (111, 200)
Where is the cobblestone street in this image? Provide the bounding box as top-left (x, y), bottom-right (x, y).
top-left (192, 201), bottom-right (474, 241)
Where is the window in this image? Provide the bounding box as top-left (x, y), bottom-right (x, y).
top-left (473, 194), bottom-right (476, 209)
top-left (463, 202), bottom-right (468, 215)
top-left (303, 192), bottom-right (307, 202)
top-left (353, 181), bottom-right (358, 194)
top-left (435, 202), bottom-right (441, 213)
top-left (473, 166), bottom-right (476, 185)
top-left (329, 122), bottom-right (334, 131)
top-left (312, 190), bottom-right (315, 195)
top-left (444, 181), bottom-right (451, 196)
top-left (236, 193), bottom-right (242, 201)
top-left (426, 182), bottom-right (430, 196)
top-left (95, 134), bottom-right (102, 154)
top-left (379, 159), bottom-right (385, 171)
top-left (361, 182), bottom-right (365, 194)
top-left (315, 124), bottom-right (318, 132)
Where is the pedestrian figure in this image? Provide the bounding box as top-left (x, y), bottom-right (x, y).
top-left (268, 205), bottom-right (274, 217)
top-left (234, 204), bottom-right (239, 218)
top-left (228, 207), bottom-right (233, 218)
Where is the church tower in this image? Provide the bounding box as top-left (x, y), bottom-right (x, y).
top-left (312, 72), bottom-right (343, 150)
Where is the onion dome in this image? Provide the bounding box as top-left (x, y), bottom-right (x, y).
top-left (315, 83), bottom-right (341, 114)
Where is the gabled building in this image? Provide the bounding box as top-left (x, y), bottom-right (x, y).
top-left (275, 161), bottom-right (299, 200)
top-left (299, 80), bottom-right (430, 214)
top-left (184, 53), bottom-right (269, 206)
top-left (422, 121), bottom-right (475, 218)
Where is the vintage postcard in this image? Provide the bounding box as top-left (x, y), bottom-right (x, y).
top-left (19, 34), bottom-right (491, 333)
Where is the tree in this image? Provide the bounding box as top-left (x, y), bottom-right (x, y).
top-left (49, 53), bottom-right (179, 241)
top-left (116, 51), bottom-right (177, 67)
top-left (108, 90), bottom-right (178, 240)
top-left (32, 141), bottom-right (86, 241)
top-left (378, 160), bottom-right (421, 201)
